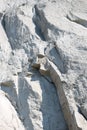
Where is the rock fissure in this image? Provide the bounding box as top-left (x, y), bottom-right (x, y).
top-left (67, 12), bottom-right (87, 28)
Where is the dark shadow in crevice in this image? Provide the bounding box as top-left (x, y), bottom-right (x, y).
top-left (33, 16), bottom-right (46, 41)
top-left (1, 15), bottom-right (14, 50)
top-left (1, 15), bottom-right (6, 30)
top-left (78, 106), bottom-right (87, 121)
top-left (66, 14), bottom-right (87, 28)
top-left (35, 25), bottom-right (46, 41)
top-left (32, 5), bottom-right (46, 41)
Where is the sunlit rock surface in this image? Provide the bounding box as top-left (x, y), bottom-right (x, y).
top-left (0, 0), bottom-right (87, 130)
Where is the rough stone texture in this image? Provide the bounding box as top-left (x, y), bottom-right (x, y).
top-left (0, 90), bottom-right (25, 130)
top-left (0, 0), bottom-right (87, 130)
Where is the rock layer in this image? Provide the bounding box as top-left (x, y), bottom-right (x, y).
top-left (0, 0), bottom-right (87, 130)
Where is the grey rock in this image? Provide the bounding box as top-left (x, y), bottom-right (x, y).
top-left (0, 0), bottom-right (87, 130)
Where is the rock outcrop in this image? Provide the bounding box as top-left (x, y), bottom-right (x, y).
top-left (0, 0), bottom-right (87, 130)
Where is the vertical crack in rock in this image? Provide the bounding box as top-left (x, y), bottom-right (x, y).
top-left (33, 4), bottom-right (53, 41)
top-left (32, 6), bottom-right (46, 41)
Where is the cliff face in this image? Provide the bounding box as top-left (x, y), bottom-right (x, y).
top-left (0, 0), bottom-right (87, 130)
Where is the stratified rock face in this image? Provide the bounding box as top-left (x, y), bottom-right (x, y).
top-left (0, 0), bottom-right (87, 130)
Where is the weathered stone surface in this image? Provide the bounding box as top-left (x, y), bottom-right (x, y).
top-left (0, 0), bottom-right (87, 130)
top-left (0, 90), bottom-right (25, 130)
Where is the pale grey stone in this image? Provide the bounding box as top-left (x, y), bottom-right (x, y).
top-left (0, 0), bottom-right (87, 130)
